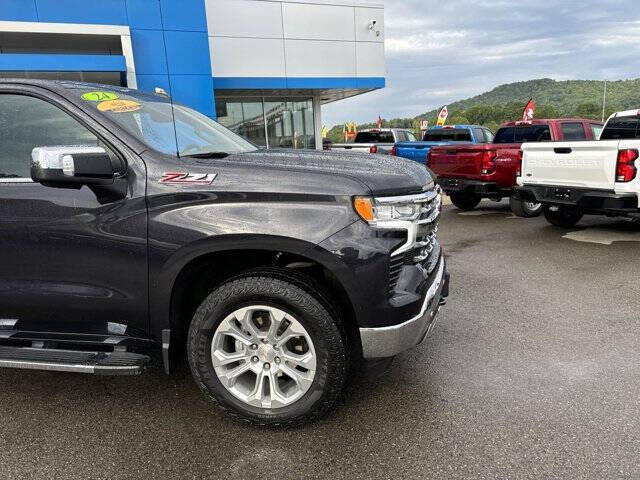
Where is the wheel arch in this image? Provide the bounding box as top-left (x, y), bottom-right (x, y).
top-left (154, 235), bottom-right (360, 372)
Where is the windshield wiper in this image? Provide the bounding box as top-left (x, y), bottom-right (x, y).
top-left (184, 151), bottom-right (230, 159)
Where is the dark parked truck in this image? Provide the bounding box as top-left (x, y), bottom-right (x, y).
top-left (393, 124), bottom-right (494, 163)
top-left (427, 118), bottom-right (603, 216)
top-left (0, 80), bottom-right (449, 426)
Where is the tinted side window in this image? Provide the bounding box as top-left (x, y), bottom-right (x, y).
top-left (494, 127), bottom-right (515, 143)
top-left (396, 131), bottom-right (407, 142)
top-left (483, 129), bottom-right (494, 143)
top-left (354, 131), bottom-right (395, 143)
top-left (600, 116), bottom-right (640, 140)
top-left (494, 125), bottom-right (551, 143)
top-left (516, 125), bottom-right (551, 143)
top-left (591, 124), bottom-right (603, 140)
top-left (406, 131), bottom-right (417, 141)
top-left (0, 94), bottom-right (98, 178)
top-left (561, 122), bottom-right (587, 140)
top-left (473, 128), bottom-right (485, 143)
top-left (423, 129), bottom-right (472, 142)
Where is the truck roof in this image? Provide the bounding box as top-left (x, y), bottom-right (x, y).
top-left (608, 109), bottom-right (640, 118)
top-left (499, 118), bottom-right (603, 128)
top-left (427, 125), bottom-right (483, 130)
top-left (0, 78), bottom-right (119, 93)
top-left (0, 78), bottom-right (166, 102)
top-left (360, 128), bottom-right (412, 133)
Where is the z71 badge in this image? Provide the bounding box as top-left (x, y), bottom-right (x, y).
top-left (160, 172), bottom-right (217, 185)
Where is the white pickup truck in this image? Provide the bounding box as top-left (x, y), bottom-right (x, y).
top-left (516, 110), bottom-right (640, 227)
top-left (330, 128), bottom-right (416, 154)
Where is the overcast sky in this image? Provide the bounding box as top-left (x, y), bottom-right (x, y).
top-left (322, 0), bottom-right (640, 128)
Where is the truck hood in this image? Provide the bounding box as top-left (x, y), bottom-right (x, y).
top-left (207, 149), bottom-right (434, 196)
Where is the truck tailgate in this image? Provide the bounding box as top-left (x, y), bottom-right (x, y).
top-left (395, 143), bottom-right (431, 162)
top-left (521, 141), bottom-right (620, 190)
top-left (429, 146), bottom-right (486, 177)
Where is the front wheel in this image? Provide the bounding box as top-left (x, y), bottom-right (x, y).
top-left (187, 269), bottom-right (348, 426)
top-left (449, 192), bottom-right (481, 210)
top-left (509, 196), bottom-right (543, 217)
top-left (543, 205), bottom-right (583, 227)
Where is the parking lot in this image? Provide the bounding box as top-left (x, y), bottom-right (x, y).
top-left (1, 200), bottom-right (639, 480)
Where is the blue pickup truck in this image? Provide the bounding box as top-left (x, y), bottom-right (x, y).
top-left (392, 125), bottom-right (494, 163)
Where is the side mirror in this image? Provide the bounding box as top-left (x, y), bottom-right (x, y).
top-left (31, 146), bottom-right (116, 187)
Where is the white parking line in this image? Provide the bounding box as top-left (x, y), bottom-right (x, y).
top-left (563, 229), bottom-right (640, 245)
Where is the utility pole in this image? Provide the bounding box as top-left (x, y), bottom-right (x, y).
top-left (601, 80), bottom-right (607, 122)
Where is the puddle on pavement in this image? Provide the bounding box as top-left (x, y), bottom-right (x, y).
top-left (563, 229), bottom-right (640, 245)
top-left (457, 210), bottom-right (510, 216)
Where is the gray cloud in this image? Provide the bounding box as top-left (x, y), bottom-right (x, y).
top-left (322, 0), bottom-right (640, 127)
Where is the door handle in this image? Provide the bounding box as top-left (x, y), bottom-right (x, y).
top-left (554, 147), bottom-right (572, 154)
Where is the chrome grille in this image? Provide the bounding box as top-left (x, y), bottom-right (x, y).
top-left (383, 190), bottom-right (442, 294)
top-left (389, 191), bottom-right (441, 258)
top-left (388, 255), bottom-right (405, 294)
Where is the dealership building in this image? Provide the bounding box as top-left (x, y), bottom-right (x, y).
top-left (0, 0), bottom-right (385, 149)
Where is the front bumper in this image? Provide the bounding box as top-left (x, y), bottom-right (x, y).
top-left (438, 177), bottom-right (510, 197)
top-left (359, 257), bottom-right (449, 359)
top-left (516, 185), bottom-right (638, 214)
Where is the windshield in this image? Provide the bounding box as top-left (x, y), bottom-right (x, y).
top-left (601, 116), bottom-right (640, 140)
top-left (422, 129), bottom-right (472, 142)
top-left (70, 86), bottom-right (258, 156)
top-left (494, 125), bottom-right (551, 143)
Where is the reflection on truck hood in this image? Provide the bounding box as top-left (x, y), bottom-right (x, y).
top-left (211, 149), bottom-right (434, 196)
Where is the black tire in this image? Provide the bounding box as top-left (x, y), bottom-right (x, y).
top-left (449, 192), bottom-right (481, 210)
top-left (187, 268), bottom-right (348, 426)
top-left (543, 205), bottom-right (584, 227)
top-left (509, 196), bottom-right (543, 217)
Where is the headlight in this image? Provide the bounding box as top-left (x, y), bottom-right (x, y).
top-left (353, 195), bottom-right (431, 224)
top-left (373, 203), bottom-right (422, 221)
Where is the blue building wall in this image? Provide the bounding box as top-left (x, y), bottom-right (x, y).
top-left (0, 0), bottom-right (215, 117)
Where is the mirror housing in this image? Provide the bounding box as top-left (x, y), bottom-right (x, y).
top-left (31, 146), bottom-right (116, 187)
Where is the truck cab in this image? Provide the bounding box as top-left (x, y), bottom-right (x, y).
top-left (393, 125), bottom-right (491, 163)
top-left (330, 128), bottom-right (416, 154)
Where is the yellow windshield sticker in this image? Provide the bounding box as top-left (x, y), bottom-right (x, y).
top-left (97, 99), bottom-right (141, 113)
top-left (82, 91), bottom-right (119, 102)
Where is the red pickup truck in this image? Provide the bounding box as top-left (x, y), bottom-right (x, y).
top-left (427, 118), bottom-right (603, 216)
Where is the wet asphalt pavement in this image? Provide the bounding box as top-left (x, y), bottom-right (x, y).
top-left (1, 201), bottom-right (640, 479)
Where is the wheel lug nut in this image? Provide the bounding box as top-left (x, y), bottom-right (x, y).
top-left (263, 362), bottom-right (270, 370)
top-left (275, 357), bottom-right (281, 364)
top-left (251, 356), bottom-right (259, 363)
top-left (261, 339), bottom-right (268, 343)
top-left (251, 344), bottom-right (258, 350)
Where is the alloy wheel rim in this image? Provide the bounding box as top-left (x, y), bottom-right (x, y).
top-left (525, 202), bottom-right (541, 210)
top-left (211, 305), bottom-right (317, 409)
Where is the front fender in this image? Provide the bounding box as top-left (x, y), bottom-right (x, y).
top-left (146, 191), bottom-right (360, 342)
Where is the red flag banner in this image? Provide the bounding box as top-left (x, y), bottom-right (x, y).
top-left (377, 115), bottom-right (382, 128)
top-left (522, 98), bottom-right (535, 122)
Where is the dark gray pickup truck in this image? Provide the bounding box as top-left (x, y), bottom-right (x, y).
top-left (0, 79), bottom-right (449, 425)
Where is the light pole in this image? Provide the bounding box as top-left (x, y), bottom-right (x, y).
top-left (601, 80), bottom-right (607, 122)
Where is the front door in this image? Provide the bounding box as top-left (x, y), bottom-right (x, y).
top-left (0, 89), bottom-right (148, 337)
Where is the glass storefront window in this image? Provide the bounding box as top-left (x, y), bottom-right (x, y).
top-left (264, 100), bottom-right (291, 148)
top-left (292, 99), bottom-right (315, 149)
top-left (216, 97), bottom-right (316, 150)
top-left (215, 98), bottom-right (266, 147)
